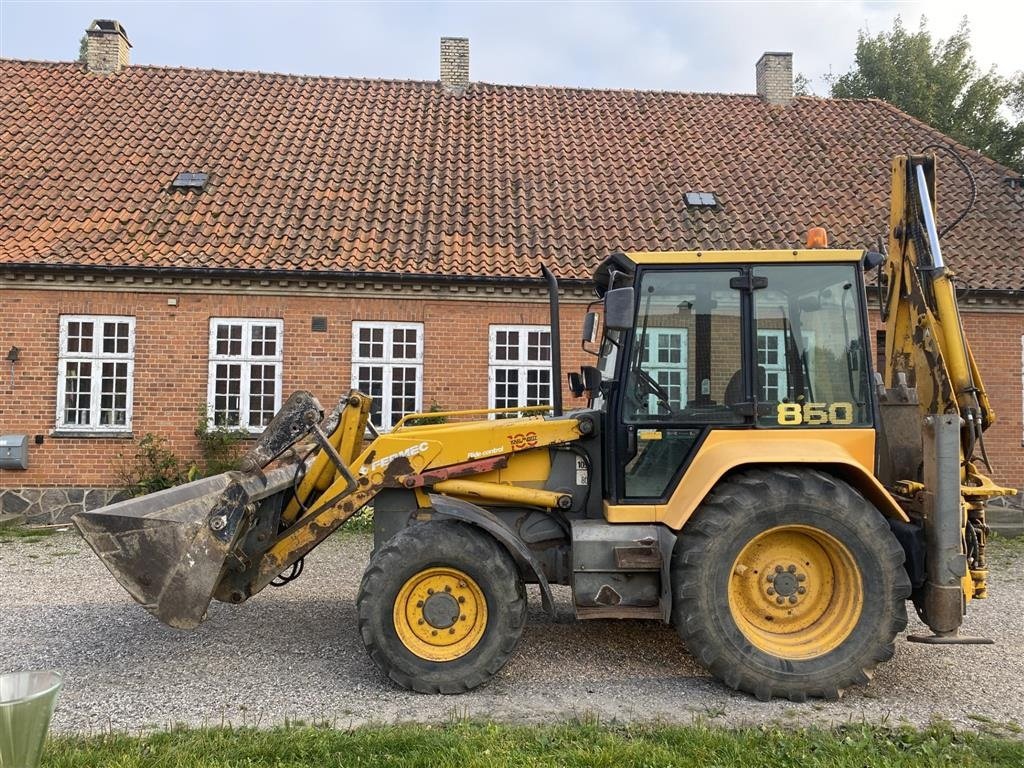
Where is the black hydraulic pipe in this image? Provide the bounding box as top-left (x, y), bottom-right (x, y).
top-left (540, 265), bottom-right (563, 417)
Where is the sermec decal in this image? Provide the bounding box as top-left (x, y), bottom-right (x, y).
top-left (368, 441), bottom-right (431, 471)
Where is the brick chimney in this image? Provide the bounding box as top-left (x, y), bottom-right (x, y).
top-left (84, 20), bottom-right (131, 74)
top-left (440, 37), bottom-right (469, 90)
top-left (756, 52), bottom-right (793, 105)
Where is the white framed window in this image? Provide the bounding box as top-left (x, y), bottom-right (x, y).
top-left (56, 315), bottom-right (136, 431)
top-left (488, 325), bottom-right (553, 413)
top-left (351, 321), bottom-right (423, 429)
top-left (207, 318), bottom-right (283, 431)
top-left (639, 328), bottom-right (688, 414)
top-left (756, 330), bottom-right (814, 402)
top-left (757, 330), bottom-right (787, 402)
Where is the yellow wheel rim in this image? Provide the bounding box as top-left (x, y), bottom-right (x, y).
top-left (393, 567), bottom-right (487, 662)
top-left (728, 525), bottom-right (863, 660)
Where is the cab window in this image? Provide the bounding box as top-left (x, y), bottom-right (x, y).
top-left (753, 265), bottom-right (871, 427)
top-left (623, 269), bottom-right (744, 426)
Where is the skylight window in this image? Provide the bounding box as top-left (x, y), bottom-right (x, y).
top-left (171, 172), bottom-right (209, 190)
top-left (685, 192), bottom-right (717, 207)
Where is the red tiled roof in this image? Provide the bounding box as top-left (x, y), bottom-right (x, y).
top-left (2, 59), bottom-right (1023, 288)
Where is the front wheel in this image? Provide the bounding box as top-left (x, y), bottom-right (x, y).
top-left (672, 467), bottom-right (910, 701)
top-left (357, 520), bottom-right (526, 694)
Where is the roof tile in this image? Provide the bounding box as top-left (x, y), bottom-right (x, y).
top-left (1, 60), bottom-right (1022, 287)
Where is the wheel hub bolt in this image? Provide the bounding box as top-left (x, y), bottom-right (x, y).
top-left (766, 574), bottom-right (775, 583)
top-left (775, 596), bottom-right (785, 605)
top-left (787, 564), bottom-right (797, 573)
top-left (797, 586), bottom-right (806, 595)
top-left (416, 600), bottom-right (424, 607)
top-left (444, 585), bottom-right (452, 593)
top-left (427, 588), bottom-right (434, 595)
top-left (431, 630), bottom-right (437, 636)
top-left (788, 595), bottom-right (798, 604)
top-left (774, 565), bottom-right (784, 573)
top-left (766, 588), bottom-right (776, 596)
top-left (796, 573), bottom-right (806, 582)
top-left (449, 628), bottom-right (455, 634)
top-left (458, 596), bottom-right (466, 604)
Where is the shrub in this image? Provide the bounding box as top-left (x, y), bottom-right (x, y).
top-left (117, 434), bottom-right (192, 497)
top-left (195, 406), bottom-right (246, 476)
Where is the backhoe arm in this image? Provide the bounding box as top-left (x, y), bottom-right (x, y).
top-left (881, 153), bottom-right (1014, 639)
top-left (884, 154), bottom-right (994, 446)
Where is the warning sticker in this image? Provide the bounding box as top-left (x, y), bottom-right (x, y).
top-left (575, 456), bottom-right (589, 486)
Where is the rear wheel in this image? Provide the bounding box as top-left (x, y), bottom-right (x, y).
top-left (671, 467), bottom-right (910, 701)
top-left (357, 520), bottom-right (526, 693)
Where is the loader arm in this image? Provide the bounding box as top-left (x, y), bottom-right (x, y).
top-left (881, 152), bottom-right (1014, 637)
top-left (76, 388), bottom-right (584, 628)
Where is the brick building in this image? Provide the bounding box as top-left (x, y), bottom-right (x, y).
top-left (2, 22), bottom-right (1023, 523)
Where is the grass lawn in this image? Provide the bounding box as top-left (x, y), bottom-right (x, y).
top-left (43, 721), bottom-right (1024, 767)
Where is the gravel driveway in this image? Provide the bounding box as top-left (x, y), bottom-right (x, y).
top-left (2, 530), bottom-right (1022, 734)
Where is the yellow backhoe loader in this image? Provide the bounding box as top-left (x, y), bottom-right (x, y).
top-left (75, 152), bottom-right (1014, 700)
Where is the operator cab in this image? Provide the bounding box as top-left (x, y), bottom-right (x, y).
top-left (572, 248), bottom-right (879, 503)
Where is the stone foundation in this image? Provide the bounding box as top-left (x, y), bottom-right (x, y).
top-left (0, 487), bottom-right (130, 525)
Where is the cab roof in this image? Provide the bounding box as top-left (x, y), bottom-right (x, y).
top-left (625, 249), bottom-right (865, 265)
top-left (594, 249), bottom-right (866, 295)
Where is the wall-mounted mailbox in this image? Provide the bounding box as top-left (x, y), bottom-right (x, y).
top-left (0, 434), bottom-right (29, 470)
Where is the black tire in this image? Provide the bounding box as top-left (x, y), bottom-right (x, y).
top-left (671, 467), bottom-right (911, 702)
top-left (357, 520), bottom-right (527, 694)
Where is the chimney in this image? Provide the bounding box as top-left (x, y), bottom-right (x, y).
top-left (756, 52), bottom-right (793, 105)
top-left (440, 37), bottom-right (469, 90)
top-left (84, 19), bottom-right (131, 74)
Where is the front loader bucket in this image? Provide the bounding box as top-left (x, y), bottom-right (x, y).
top-left (73, 465), bottom-right (294, 629)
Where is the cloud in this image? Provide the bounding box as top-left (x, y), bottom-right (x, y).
top-left (2, 0), bottom-right (1021, 94)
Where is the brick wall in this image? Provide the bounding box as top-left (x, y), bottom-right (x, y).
top-left (866, 310), bottom-right (1024, 490)
top-left (2, 285), bottom-right (1020, 495)
top-left (0, 286), bottom-right (589, 489)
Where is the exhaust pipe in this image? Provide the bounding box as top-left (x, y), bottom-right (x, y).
top-left (541, 265), bottom-right (563, 417)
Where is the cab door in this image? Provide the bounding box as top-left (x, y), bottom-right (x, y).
top-left (612, 267), bottom-right (749, 503)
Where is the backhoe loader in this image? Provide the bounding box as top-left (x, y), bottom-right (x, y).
top-left (75, 152), bottom-right (1014, 701)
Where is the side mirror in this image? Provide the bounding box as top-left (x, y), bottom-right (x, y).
top-left (863, 251), bottom-right (886, 271)
top-left (582, 365), bottom-right (603, 394)
top-left (581, 312), bottom-right (599, 344)
top-left (604, 287), bottom-right (635, 330)
top-left (567, 371), bottom-right (585, 398)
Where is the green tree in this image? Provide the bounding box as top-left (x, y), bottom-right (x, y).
top-left (77, 34), bottom-right (88, 64)
top-left (830, 16), bottom-right (1024, 173)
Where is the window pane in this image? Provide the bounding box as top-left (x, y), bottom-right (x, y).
top-left (390, 366), bottom-right (418, 426)
top-left (102, 321), bottom-right (130, 354)
top-left (356, 364), bottom-right (385, 424)
top-left (358, 327), bottom-right (385, 360)
top-left (99, 361), bottom-right (129, 426)
top-left (213, 363), bottom-right (242, 426)
top-left (248, 363), bottom-right (277, 427)
top-left (753, 265), bottom-right (871, 427)
top-left (392, 327), bottom-right (419, 361)
top-left (66, 321), bottom-right (94, 354)
top-left (494, 368), bottom-right (519, 410)
top-left (526, 330), bottom-right (551, 362)
top-left (525, 368), bottom-right (551, 406)
top-left (624, 270), bottom-right (742, 425)
top-left (495, 330), bottom-right (519, 362)
top-left (216, 324), bottom-right (243, 356)
top-left (63, 361), bottom-right (92, 425)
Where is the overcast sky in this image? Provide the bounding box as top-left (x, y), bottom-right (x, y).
top-left (1, 1), bottom-right (1022, 95)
